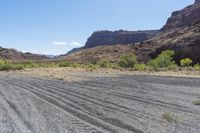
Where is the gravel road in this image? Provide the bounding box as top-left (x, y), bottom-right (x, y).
top-left (0, 74), bottom-right (200, 133)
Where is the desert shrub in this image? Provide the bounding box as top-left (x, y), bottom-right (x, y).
top-left (71, 63), bottom-right (80, 68)
top-left (23, 60), bottom-right (36, 68)
top-left (59, 61), bottom-right (71, 67)
top-left (162, 112), bottom-right (178, 123)
top-left (0, 60), bottom-right (20, 71)
top-left (0, 60), bottom-right (24, 71)
top-left (193, 100), bottom-right (200, 105)
top-left (148, 60), bottom-right (159, 70)
top-left (11, 64), bottom-right (23, 70)
top-left (162, 112), bottom-right (173, 122)
top-left (87, 63), bottom-right (98, 69)
top-left (134, 63), bottom-right (147, 71)
top-left (0, 60), bottom-right (5, 68)
top-left (167, 64), bottom-right (179, 70)
top-left (2, 60), bottom-right (13, 70)
top-left (85, 63), bottom-right (98, 71)
top-left (99, 59), bottom-right (111, 68)
top-left (25, 60), bottom-right (33, 65)
top-left (148, 50), bottom-right (175, 70)
top-left (180, 58), bottom-right (193, 67)
top-left (118, 53), bottom-right (137, 68)
top-left (90, 59), bottom-right (98, 65)
top-left (194, 64), bottom-right (200, 70)
top-left (111, 64), bottom-right (119, 69)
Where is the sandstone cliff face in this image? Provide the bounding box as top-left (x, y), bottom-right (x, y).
top-left (0, 47), bottom-right (48, 62)
top-left (63, 1), bottom-right (200, 64)
top-left (196, 0), bottom-right (200, 3)
top-left (84, 30), bottom-right (158, 48)
top-left (136, 1), bottom-right (200, 64)
top-left (162, 2), bottom-right (200, 31)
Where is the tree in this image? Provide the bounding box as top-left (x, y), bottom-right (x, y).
top-left (118, 53), bottom-right (137, 68)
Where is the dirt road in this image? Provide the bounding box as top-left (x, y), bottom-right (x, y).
top-left (0, 74), bottom-right (200, 133)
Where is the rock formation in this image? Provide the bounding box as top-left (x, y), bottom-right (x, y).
top-left (84, 30), bottom-right (158, 49)
top-left (136, 1), bottom-right (200, 64)
top-left (0, 47), bottom-right (48, 62)
top-left (161, 2), bottom-right (200, 30)
top-left (196, 0), bottom-right (200, 3)
top-left (63, 1), bottom-right (200, 64)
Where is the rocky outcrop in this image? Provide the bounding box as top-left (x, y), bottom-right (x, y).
top-left (196, 0), bottom-right (200, 3)
top-left (136, 1), bottom-right (200, 64)
top-left (84, 30), bottom-right (158, 48)
top-left (0, 47), bottom-right (48, 62)
top-left (161, 2), bottom-right (200, 30)
top-left (62, 1), bottom-right (200, 64)
top-left (60, 44), bottom-right (135, 63)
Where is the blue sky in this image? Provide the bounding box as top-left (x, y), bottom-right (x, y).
top-left (0, 0), bottom-right (194, 55)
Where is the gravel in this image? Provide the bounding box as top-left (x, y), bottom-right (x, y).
top-left (0, 74), bottom-right (200, 133)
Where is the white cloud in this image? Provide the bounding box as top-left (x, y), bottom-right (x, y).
top-left (69, 42), bottom-right (82, 47)
top-left (53, 41), bottom-right (67, 46)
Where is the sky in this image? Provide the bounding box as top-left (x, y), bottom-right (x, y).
top-left (0, 0), bottom-right (194, 55)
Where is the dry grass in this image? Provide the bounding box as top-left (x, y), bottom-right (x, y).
top-left (1, 67), bottom-right (200, 82)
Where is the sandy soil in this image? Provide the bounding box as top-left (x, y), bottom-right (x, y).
top-left (2, 67), bottom-right (200, 81)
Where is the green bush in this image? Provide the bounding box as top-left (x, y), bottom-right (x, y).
top-left (148, 50), bottom-right (175, 70)
top-left (0, 59), bottom-right (5, 65)
top-left (59, 61), bottom-right (71, 67)
top-left (180, 58), bottom-right (193, 67)
top-left (0, 60), bottom-right (5, 68)
top-left (71, 63), bottom-right (80, 68)
top-left (118, 53), bottom-right (137, 68)
top-left (193, 100), bottom-right (200, 105)
top-left (13, 65), bottom-right (23, 70)
top-left (148, 60), bottom-right (159, 70)
top-left (24, 60), bottom-right (36, 68)
top-left (1, 60), bottom-right (13, 70)
top-left (134, 63), bottom-right (147, 71)
top-left (25, 60), bottom-right (33, 65)
top-left (87, 63), bottom-right (98, 69)
top-left (0, 60), bottom-right (23, 71)
top-left (194, 64), bottom-right (200, 70)
top-left (99, 59), bottom-right (111, 68)
top-left (162, 112), bottom-right (178, 123)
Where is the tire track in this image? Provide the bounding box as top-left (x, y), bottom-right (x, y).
top-left (32, 82), bottom-right (155, 118)
top-left (7, 78), bottom-right (200, 130)
top-left (9, 78), bottom-right (164, 123)
top-left (0, 91), bottom-right (34, 133)
top-left (8, 81), bottom-right (143, 133)
top-left (1, 75), bottom-right (200, 133)
top-left (88, 77), bottom-right (200, 98)
top-left (30, 78), bottom-right (200, 129)
top-left (29, 82), bottom-right (151, 128)
top-left (73, 81), bottom-right (198, 114)
top-left (7, 82), bottom-right (115, 133)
